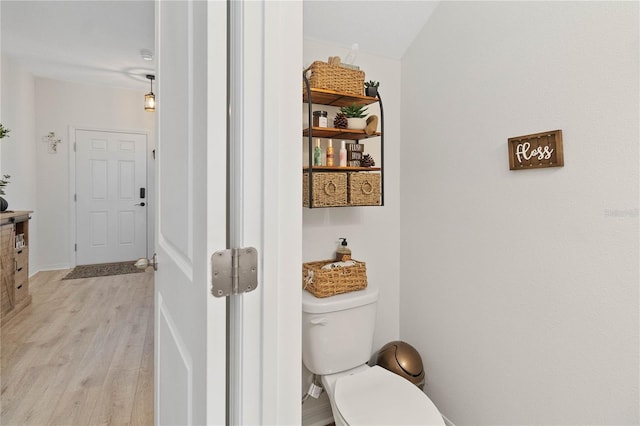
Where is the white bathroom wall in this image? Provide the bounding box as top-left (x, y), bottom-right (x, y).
top-left (0, 5), bottom-right (2, 114)
top-left (303, 38), bottom-right (402, 354)
top-left (1, 56), bottom-right (39, 270)
top-left (34, 77), bottom-right (155, 271)
top-left (301, 39), bottom-right (402, 424)
top-left (400, 2), bottom-right (639, 425)
top-left (0, 5), bottom-right (2, 152)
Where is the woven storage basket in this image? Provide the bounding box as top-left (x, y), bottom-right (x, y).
top-left (348, 172), bottom-right (381, 206)
top-left (303, 259), bottom-right (367, 298)
top-left (303, 172), bottom-right (347, 207)
top-left (304, 61), bottom-right (365, 96)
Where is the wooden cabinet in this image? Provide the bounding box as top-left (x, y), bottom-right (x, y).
top-left (1, 211), bottom-right (33, 324)
top-left (302, 83), bottom-right (384, 208)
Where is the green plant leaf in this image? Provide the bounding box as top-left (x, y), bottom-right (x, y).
top-left (0, 123), bottom-right (11, 139)
top-left (339, 103), bottom-right (368, 118)
top-left (0, 175), bottom-right (10, 196)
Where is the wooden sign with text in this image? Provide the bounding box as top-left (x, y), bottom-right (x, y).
top-left (508, 130), bottom-right (564, 170)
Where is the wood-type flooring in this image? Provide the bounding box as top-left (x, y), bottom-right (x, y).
top-left (1, 269), bottom-right (154, 425)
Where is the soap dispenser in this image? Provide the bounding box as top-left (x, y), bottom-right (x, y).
top-left (335, 238), bottom-right (352, 262)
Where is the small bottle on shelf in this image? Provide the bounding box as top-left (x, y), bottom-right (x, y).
top-left (313, 139), bottom-right (322, 166)
top-left (312, 111), bottom-right (328, 128)
top-left (339, 140), bottom-right (347, 167)
top-left (326, 139), bottom-right (334, 166)
top-left (319, 111), bottom-right (328, 128)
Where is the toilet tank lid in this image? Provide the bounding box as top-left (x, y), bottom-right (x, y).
top-left (302, 287), bottom-right (379, 314)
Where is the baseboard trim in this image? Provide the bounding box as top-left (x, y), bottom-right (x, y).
top-left (31, 263), bottom-right (71, 276)
top-left (442, 412), bottom-right (456, 426)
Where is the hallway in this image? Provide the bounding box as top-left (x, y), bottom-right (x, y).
top-left (1, 269), bottom-right (153, 425)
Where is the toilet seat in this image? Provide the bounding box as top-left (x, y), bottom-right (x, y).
top-left (334, 366), bottom-right (445, 426)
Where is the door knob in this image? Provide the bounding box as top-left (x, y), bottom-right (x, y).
top-left (135, 253), bottom-right (157, 271)
top-left (135, 202), bottom-right (146, 206)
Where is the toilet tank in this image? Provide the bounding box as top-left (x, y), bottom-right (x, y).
top-left (302, 287), bottom-right (379, 375)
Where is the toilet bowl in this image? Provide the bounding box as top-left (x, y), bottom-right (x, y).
top-left (302, 288), bottom-right (445, 426)
top-left (322, 364), bottom-right (445, 426)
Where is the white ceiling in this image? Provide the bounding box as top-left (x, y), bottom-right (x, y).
top-left (303, 1), bottom-right (439, 60)
top-left (1, 1), bottom-right (438, 91)
top-left (1, 0), bottom-right (155, 91)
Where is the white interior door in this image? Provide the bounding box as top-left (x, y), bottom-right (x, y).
top-left (75, 129), bottom-right (147, 265)
top-left (154, 1), bottom-right (226, 424)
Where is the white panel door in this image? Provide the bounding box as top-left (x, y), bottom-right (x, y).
top-left (154, 1), bottom-right (226, 425)
top-left (75, 129), bottom-right (147, 265)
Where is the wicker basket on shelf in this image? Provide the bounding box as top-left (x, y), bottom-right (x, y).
top-left (348, 172), bottom-right (381, 206)
top-left (303, 172), bottom-right (348, 207)
top-left (304, 61), bottom-right (365, 96)
top-left (302, 259), bottom-right (367, 298)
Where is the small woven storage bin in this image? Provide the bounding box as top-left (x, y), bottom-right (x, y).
top-left (303, 172), bottom-right (347, 207)
top-left (304, 61), bottom-right (365, 96)
top-left (303, 259), bottom-right (367, 298)
top-left (348, 172), bottom-right (381, 206)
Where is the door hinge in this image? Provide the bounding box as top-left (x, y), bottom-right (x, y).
top-left (211, 247), bottom-right (258, 297)
top-left (74, 193), bottom-right (77, 202)
top-left (74, 243), bottom-right (77, 252)
top-left (74, 142), bottom-right (77, 152)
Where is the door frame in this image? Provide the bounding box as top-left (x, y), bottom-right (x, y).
top-left (152, 0), bottom-right (303, 422)
top-left (68, 125), bottom-right (152, 267)
top-left (226, 1), bottom-right (303, 423)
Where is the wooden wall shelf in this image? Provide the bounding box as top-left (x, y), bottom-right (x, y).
top-left (303, 127), bottom-right (381, 140)
top-left (303, 166), bottom-right (381, 172)
top-left (303, 75), bottom-right (385, 208)
top-left (303, 88), bottom-right (379, 107)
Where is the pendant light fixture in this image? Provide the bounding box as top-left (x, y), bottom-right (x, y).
top-left (144, 74), bottom-right (156, 112)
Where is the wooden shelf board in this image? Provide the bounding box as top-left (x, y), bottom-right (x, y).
top-left (303, 88), bottom-right (378, 107)
top-left (303, 127), bottom-right (381, 140)
top-left (305, 204), bottom-right (381, 208)
top-left (0, 211), bottom-right (33, 225)
top-left (303, 166), bottom-right (381, 172)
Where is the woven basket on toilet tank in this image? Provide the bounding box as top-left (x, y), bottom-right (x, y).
top-left (302, 260), bottom-right (367, 298)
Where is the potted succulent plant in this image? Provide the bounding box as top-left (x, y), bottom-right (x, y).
top-left (364, 80), bottom-right (379, 98)
top-left (0, 175), bottom-right (10, 212)
top-left (339, 103), bottom-right (368, 130)
top-left (0, 123), bottom-right (10, 140)
top-left (0, 124), bottom-right (11, 211)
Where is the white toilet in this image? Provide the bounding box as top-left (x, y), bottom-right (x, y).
top-left (302, 287), bottom-right (445, 426)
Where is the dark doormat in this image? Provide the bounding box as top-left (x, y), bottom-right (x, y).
top-left (63, 261), bottom-right (144, 280)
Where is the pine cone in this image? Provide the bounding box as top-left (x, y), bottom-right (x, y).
top-left (361, 154), bottom-right (375, 167)
top-left (334, 113), bottom-right (348, 129)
